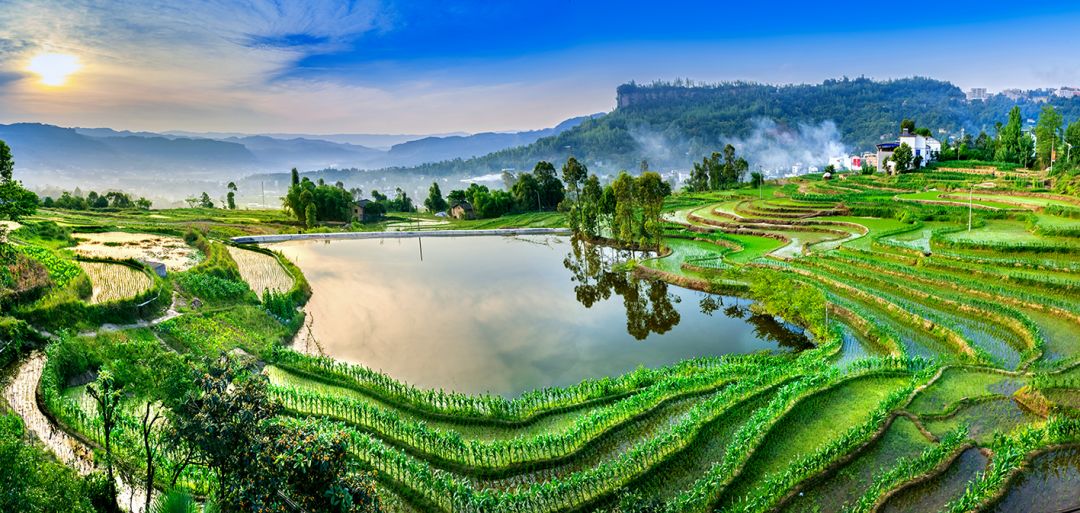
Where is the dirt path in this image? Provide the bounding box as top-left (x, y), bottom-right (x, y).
top-left (79, 293), bottom-right (181, 338)
top-left (5, 355), bottom-right (152, 511)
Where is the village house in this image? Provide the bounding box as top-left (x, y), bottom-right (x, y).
top-left (449, 200), bottom-right (475, 220)
top-left (352, 199), bottom-right (374, 222)
top-left (876, 128), bottom-right (941, 174)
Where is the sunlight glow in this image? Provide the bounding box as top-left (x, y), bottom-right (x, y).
top-left (26, 53), bottom-right (81, 86)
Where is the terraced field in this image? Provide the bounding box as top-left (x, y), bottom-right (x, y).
top-left (8, 170), bottom-right (1080, 513)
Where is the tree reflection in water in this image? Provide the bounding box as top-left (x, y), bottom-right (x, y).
top-left (564, 237), bottom-right (811, 349)
top-left (563, 237), bottom-right (680, 340)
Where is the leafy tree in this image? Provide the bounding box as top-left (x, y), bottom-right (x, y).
top-left (226, 182), bottom-right (237, 210)
top-left (0, 414), bottom-right (96, 513)
top-left (512, 172), bottom-right (541, 211)
top-left (580, 174), bottom-right (604, 237)
top-left (611, 171), bottom-right (636, 243)
top-left (900, 118), bottom-right (916, 134)
top-left (995, 106), bottom-right (1023, 162)
top-left (169, 356), bottom-right (280, 506)
top-left (290, 167), bottom-right (300, 187)
top-left (687, 154), bottom-right (712, 192)
top-left (560, 158), bottom-right (587, 228)
top-left (536, 160), bottom-right (565, 210)
top-left (199, 192), bottom-right (214, 208)
top-left (750, 171), bottom-right (765, 188)
top-left (1036, 104), bottom-right (1063, 170)
top-left (87, 370), bottom-right (124, 512)
top-left (305, 203), bottom-right (317, 228)
top-left (0, 140), bottom-right (12, 182)
top-left (447, 189), bottom-right (467, 205)
top-left (635, 171), bottom-right (669, 249)
top-left (1064, 119), bottom-right (1080, 168)
top-left (423, 182), bottom-right (448, 213)
top-left (169, 357), bottom-right (381, 512)
top-left (891, 143), bottom-right (914, 173)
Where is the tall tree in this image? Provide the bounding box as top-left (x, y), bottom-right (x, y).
top-left (226, 182), bottom-right (237, 210)
top-left (635, 172), bottom-right (668, 249)
top-left (424, 182), bottom-right (448, 213)
top-left (560, 158), bottom-right (587, 228)
top-left (0, 140), bottom-right (13, 182)
top-left (290, 167), bottom-right (300, 187)
top-left (87, 371), bottom-right (123, 513)
top-left (611, 172), bottom-right (636, 244)
top-left (995, 106), bottom-right (1023, 163)
top-left (1035, 105), bottom-right (1063, 170)
top-left (1065, 120), bottom-right (1080, 167)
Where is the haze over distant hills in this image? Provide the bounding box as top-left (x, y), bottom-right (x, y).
top-left (0, 115), bottom-right (597, 195)
top-left (5, 77), bottom-right (1080, 206)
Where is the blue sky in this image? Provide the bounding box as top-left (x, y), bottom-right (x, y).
top-left (2, 0), bottom-right (1080, 134)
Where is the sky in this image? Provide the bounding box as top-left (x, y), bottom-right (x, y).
top-left (2, 0), bottom-right (1080, 134)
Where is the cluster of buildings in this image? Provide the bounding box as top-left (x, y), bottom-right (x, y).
top-left (818, 127), bottom-right (943, 177)
top-left (968, 86), bottom-right (1080, 102)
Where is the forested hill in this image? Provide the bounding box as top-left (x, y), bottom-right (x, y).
top-left (364, 77), bottom-right (1080, 177)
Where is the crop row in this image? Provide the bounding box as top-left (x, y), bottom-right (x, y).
top-left (843, 426), bottom-right (969, 513)
top-left (779, 260), bottom-right (986, 363)
top-left (834, 248), bottom-right (1080, 318)
top-left (812, 253), bottom-right (1046, 365)
top-left (270, 363), bottom-right (759, 472)
top-left (944, 417), bottom-right (1080, 512)
top-left (329, 360), bottom-right (926, 513)
top-left (797, 255), bottom-right (1039, 366)
top-left (17, 245), bottom-right (84, 287)
top-left (728, 379), bottom-right (922, 513)
top-left (267, 347), bottom-right (765, 424)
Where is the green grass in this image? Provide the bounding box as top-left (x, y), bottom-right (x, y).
top-left (155, 305), bottom-right (291, 355)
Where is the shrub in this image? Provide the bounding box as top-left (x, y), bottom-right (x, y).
top-left (175, 272), bottom-right (253, 303)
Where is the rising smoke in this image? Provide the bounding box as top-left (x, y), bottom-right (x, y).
top-left (723, 119), bottom-right (847, 175)
top-left (628, 118), bottom-right (848, 178)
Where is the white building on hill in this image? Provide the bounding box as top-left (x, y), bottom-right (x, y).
top-left (876, 128), bottom-right (941, 174)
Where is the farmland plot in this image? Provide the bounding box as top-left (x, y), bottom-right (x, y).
top-left (72, 232), bottom-right (199, 271)
top-left (78, 261), bottom-right (154, 303)
top-left (226, 246), bottom-right (293, 294)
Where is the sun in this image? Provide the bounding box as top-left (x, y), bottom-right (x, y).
top-left (26, 53), bottom-right (82, 86)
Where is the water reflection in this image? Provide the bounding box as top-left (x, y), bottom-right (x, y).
top-left (563, 238), bottom-right (811, 350)
top-left (272, 235), bottom-right (811, 396)
top-left (563, 239), bottom-right (680, 340)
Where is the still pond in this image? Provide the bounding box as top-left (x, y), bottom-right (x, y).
top-left (271, 235), bottom-right (809, 396)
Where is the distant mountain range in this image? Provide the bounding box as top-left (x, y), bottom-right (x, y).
top-left (0, 115), bottom-right (597, 190)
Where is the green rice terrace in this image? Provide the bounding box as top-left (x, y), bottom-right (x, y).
top-left (2, 166), bottom-right (1079, 513)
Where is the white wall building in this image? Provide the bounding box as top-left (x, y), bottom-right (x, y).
top-left (876, 128), bottom-right (941, 174)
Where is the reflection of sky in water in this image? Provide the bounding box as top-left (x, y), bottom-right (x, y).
top-left (273, 236), bottom-right (801, 396)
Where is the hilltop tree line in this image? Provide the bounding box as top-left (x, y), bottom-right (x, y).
top-left (306, 78), bottom-right (1080, 181)
top-left (42, 189), bottom-right (152, 210)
